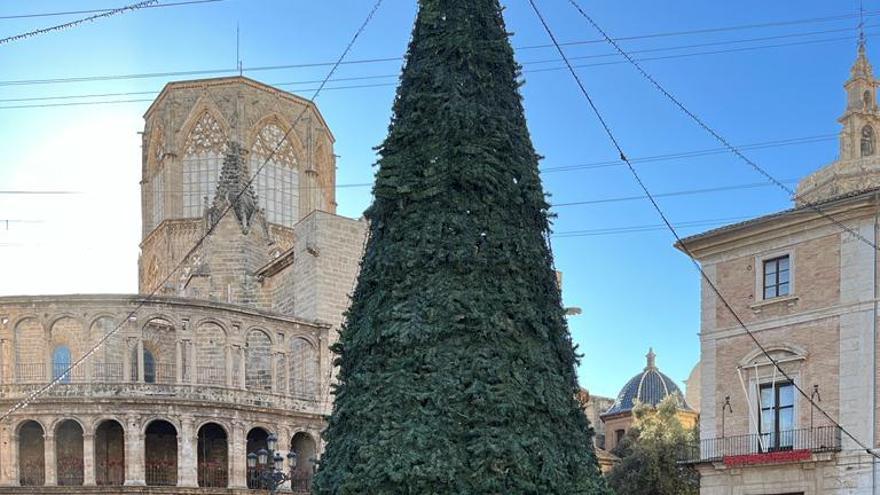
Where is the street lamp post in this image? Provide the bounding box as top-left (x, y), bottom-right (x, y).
top-left (247, 433), bottom-right (297, 495)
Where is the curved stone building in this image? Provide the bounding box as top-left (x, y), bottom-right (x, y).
top-left (0, 76), bottom-right (367, 493)
top-left (600, 349), bottom-right (697, 451)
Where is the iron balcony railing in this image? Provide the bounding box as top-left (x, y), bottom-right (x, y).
top-left (150, 362), bottom-right (176, 384)
top-left (145, 461), bottom-right (177, 487)
top-left (291, 474), bottom-right (313, 493)
top-left (95, 460), bottom-right (125, 486)
top-left (197, 463), bottom-right (228, 488)
top-left (679, 426), bottom-right (841, 464)
top-left (93, 362), bottom-right (124, 382)
top-left (52, 362), bottom-right (86, 383)
top-left (197, 366), bottom-right (226, 386)
top-left (15, 363), bottom-right (45, 383)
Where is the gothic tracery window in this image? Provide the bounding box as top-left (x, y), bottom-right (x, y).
top-left (862, 125), bottom-right (876, 157)
top-left (250, 123), bottom-right (299, 228)
top-left (183, 112), bottom-right (226, 218)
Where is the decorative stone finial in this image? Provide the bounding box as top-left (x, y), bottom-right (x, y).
top-left (207, 141), bottom-right (260, 234)
top-left (646, 348), bottom-right (657, 370)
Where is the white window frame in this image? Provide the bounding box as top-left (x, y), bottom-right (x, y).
top-left (755, 249), bottom-right (795, 302)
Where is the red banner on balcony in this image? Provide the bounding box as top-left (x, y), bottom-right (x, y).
top-left (723, 449), bottom-right (812, 467)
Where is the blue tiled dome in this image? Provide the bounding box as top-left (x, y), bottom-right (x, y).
top-left (602, 349), bottom-right (691, 418)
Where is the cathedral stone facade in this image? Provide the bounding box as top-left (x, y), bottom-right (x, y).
top-left (0, 76), bottom-right (366, 492)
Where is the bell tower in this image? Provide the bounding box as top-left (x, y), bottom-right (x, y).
top-left (839, 35), bottom-right (880, 161)
top-left (797, 35), bottom-right (880, 205)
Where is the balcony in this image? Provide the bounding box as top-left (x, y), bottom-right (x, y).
top-left (679, 426), bottom-right (841, 465)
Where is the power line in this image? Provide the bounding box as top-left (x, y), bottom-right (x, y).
top-left (0, 14), bottom-right (872, 89)
top-left (524, 23), bottom-right (875, 66)
top-left (0, 190), bottom-right (79, 195)
top-left (528, 0), bottom-right (880, 460)
top-left (0, 0), bottom-right (386, 422)
top-left (542, 133), bottom-right (836, 173)
top-left (516, 9), bottom-right (880, 50)
top-left (551, 180), bottom-right (798, 208)
top-left (0, 30), bottom-right (867, 111)
top-left (0, 0), bottom-right (224, 21)
top-left (551, 216), bottom-right (753, 238)
top-left (2, 133), bottom-right (832, 202)
top-left (1, 1), bottom-right (163, 46)
top-left (564, 0), bottom-right (879, 253)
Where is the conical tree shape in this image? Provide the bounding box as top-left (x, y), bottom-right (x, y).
top-left (315, 1), bottom-right (610, 493)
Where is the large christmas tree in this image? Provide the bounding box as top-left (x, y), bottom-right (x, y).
top-left (314, 1), bottom-right (609, 493)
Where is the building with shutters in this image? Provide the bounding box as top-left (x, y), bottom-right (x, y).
top-left (0, 76), bottom-right (367, 493)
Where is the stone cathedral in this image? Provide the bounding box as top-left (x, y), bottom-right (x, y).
top-left (0, 76), bottom-right (366, 493)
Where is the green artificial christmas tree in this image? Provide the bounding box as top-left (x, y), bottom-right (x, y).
top-left (314, 1), bottom-right (610, 493)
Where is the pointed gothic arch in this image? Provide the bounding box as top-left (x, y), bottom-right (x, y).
top-left (247, 116), bottom-right (302, 228)
top-left (179, 102), bottom-right (230, 219)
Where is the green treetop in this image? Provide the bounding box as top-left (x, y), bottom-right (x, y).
top-left (607, 396), bottom-right (700, 495)
top-left (314, 1), bottom-right (609, 493)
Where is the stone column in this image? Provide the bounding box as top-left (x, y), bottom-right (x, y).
top-left (82, 432), bottom-right (95, 486)
top-left (0, 338), bottom-right (8, 385)
top-left (319, 334), bottom-right (329, 402)
top-left (237, 346), bottom-right (246, 389)
top-left (44, 431), bottom-right (56, 486)
top-left (124, 416), bottom-right (145, 486)
top-left (136, 340), bottom-right (145, 383)
top-left (123, 340), bottom-right (131, 383)
top-left (278, 426), bottom-right (292, 492)
top-left (178, 416), bottom-right (197, 487)
top-left (271, 352), bottom-right (279, 393)
top-left (0, 424), bottom-right (18, 486)
top-left (225, 346), bottom-right (233, 388)
top-left (188, 341), bottom-right (197, 385)
top-left (230, 421), bottom-right (247, 489)
top-left (175, 340), bottom-right (183, 384)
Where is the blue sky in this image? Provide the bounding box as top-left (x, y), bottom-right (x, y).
top-left (0, 0), bottom-right (868, 399)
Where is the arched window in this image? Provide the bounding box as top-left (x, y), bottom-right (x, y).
top-left (144, 420), bottom-right (178, 486)
top-left (90, 317), bottom-right (124, 382)
top-left (290, 432), bottom-right (317, 490)
top-left (183, 112), bottom-right (226, 218)
top-left (52, 346), bottom-right (72, 384)
top-left (143, 349), bottom-right (157, 384)
top-left (246, 428), bottom-right (269, 489)
top-left (289, 338), bottom-right (318, 399)
top-left (95, 420), bottom-right (125, 486)
top-left (862, 125), bottom-right (876, 157)
top-left (250, 123), bottom-right (299, 227)
top-left (56, 420), bottom-right (84, 486)
top-left (14, 318), bottom-right (44, 383)
top-left (19, 421), bottom-right (45, 486)
top-left (196, 323), bottom-right (226, 386)
top-left (197, 423), bottom-right (228, 488)
top-left (245, 330), bottom-right (272, 391)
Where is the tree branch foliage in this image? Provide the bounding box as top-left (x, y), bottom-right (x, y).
top-left (607, 396), bottom-right (700, 495)
top-left (313, 1), bottom-right (609, 493)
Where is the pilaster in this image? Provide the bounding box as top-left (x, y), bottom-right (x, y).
top-left (82, 432), bottom-right (95, 486)
top-left (43, 431), bottom-right (56, 486)
top-left (123, 416), bottom-right (144, 486)
top-left (178, 416), bottom-right (197, 487)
